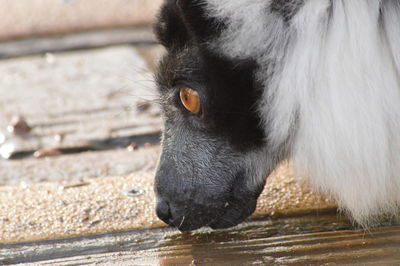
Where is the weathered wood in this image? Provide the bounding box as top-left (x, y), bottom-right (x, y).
top-left (0, 28), bottom-right (157, 59)
top-left (2, 214), bottom-right (399, 265)
top-left (0, 146), bottom-right (160, 185)
top-left (0, 46), bottom-right (163, 159)
top-left (0, 0), bottom-right (162, 41)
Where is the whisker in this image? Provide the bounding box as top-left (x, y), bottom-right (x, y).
top-left (178, 215), bottom-right (186, 229)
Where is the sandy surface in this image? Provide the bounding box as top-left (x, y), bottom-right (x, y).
top-left (0, 164), bottom-right (336, 244)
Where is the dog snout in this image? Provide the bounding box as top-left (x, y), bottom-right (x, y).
top-left (155, 196), bottom-right (222, 231)
top-left (155, 199), bottom-right (172, 225)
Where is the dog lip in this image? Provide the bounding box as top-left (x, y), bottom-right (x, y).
top-left (172, 204), bottom-right (247, 231)
top-left (208, 217), bottom-right (242, 229)
top-left (171, 214), bottom-right (212, 232)
top-left (207, 213), bottom-right (241, 230)
top-left (176, 222), bottom-right (203, 232)
top-left (169, 204), bottom-right (230, 231)
top-left (207, 198), bottom-right (258, 229)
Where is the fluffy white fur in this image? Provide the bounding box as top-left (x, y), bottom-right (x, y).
top-left (206, 0), bottom-right (400, 226)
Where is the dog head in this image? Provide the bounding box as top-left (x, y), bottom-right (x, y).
top-left (152, 0), bottom-right (291, 231)
top-left (152, 0), bottom-right (400, 231)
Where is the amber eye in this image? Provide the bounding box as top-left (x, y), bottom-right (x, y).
top-left (179, 87), bottom-right (201, 114)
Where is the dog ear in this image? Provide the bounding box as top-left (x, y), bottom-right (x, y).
top-left (154, 0), bottom-right (223, 49)
top-left (154, 0), bottom-right (191, 49)
top-left (176, 0), bottom-right (223, 43)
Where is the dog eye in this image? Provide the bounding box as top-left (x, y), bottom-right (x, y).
top-left (179, 87), bottom-right (201, 114)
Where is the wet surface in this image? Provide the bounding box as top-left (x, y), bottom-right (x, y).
top-left (2, 214), bottom-right (400, 265)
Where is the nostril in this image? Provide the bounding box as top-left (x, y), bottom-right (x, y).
top-left (156, 200), bottom-right (172, 224)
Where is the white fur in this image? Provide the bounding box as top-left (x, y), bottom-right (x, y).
top-left (206, 0), bottom-right (400, 225)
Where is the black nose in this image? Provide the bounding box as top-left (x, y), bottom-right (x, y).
top-left (156, 200), bottom-right (172, 224)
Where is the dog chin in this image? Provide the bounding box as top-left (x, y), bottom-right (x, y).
top-left (208, 213), bottom-right (249, 230)
top-left (174, 213), bottom-right (249, 232)
top-left (173, 201), bottom-right (257, 232)
top-left (209, 201), bottom-right (258, 230)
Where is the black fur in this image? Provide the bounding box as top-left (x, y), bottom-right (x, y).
top-left (155, 0), bottom-right (264, 152)
top-left (154, 0), bottom-right (268, 231)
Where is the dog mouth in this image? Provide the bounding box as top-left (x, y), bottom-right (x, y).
top-left (162, 199), bottom-right (256, 232)
top-left (165, 208), bottom-right (227, 232)
top-left (208, 199), bottom-right (258, 230)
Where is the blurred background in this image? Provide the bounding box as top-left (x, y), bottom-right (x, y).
top-left (0, 0), bottom-right (165, 185)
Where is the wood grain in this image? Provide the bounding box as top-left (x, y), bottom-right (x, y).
top-left (0, 27), bottom-right (157, 59)
top-left (0, 0), bottom-right (162, 41)
top-left (0, 46), bottom-right (163, 159)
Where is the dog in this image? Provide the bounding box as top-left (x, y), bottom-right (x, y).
top-left (153, 0), bottom-right (400, 231)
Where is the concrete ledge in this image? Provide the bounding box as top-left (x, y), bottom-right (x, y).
top-left (0, 164), bottom-right (336, 244)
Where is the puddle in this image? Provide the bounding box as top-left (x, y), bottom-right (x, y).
top-left (0, 214), bottom-right (357, 264)
top-left (2, 214), bottom-right (400, 265)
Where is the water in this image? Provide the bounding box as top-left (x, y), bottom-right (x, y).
top-left (2, 214), bottom-right (400, 265)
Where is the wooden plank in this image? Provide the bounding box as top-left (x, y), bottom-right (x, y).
top-left (0, 27), bottom-right (157, 59)
top-left (2, 215), bottom-right (399, 265)
top-left (0, 0), bottom-right (162, 41)
top-left (0, 45), bottom-right (163, 159)
top-left (0, 146), bottom-right (160, 185)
